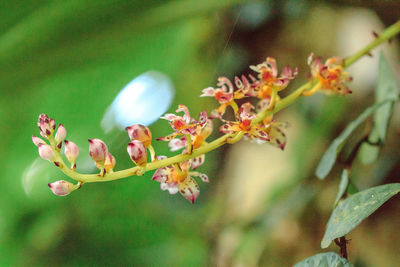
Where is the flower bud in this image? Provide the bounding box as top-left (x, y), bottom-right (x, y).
top-left (32, 136), bottom-right (46, 147)
top-left (55, 124), bottom-right (67, 145)
top-left (125, 124), bottom-right (152, 148)
top-left (48, 180), bottom-right (74, 196)
top-left (104, 152), bottom-right (116, 173)
top-left (64, 140), bottom-right (79, 168)
top-left (37, 114), bottom-right (52, 137)
top-left (38, 143), bottom-right (55, 162)
top-left (127, 140), bottom-right (147, 166)
top-left (88, 138), bottom-right (108, 165)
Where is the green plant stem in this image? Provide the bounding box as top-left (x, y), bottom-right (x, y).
top-left (51, 20), bottom-right (400, 184)
top-left (344, 21), bottom-right (400, 67)
top-left (186, 134), bottom-right (193, 154)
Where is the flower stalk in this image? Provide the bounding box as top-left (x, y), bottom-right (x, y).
top-left (32, 20), bottom-right (400, 199)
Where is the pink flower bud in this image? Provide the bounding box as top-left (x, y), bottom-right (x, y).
top-left (38, 144), bottom-right (55, 161)
top-left (125, 124), bottom-right (152, 148)
top-left (55, 124), bottom-right (67, 144)
top-left (104, 152), bottom-right (116, 173)
top-left (32, 136), bottom-right (46, 147)
top-left (37, 114), bottom-right (52, 137)
top-left (48, 180), bottom-right (74, 196)
top-left (88, 138), bottom-right (108, 164)
top-left (64, 140), bottom-right (79, 166)
top-left (127, 140), bottom-right (147, 166)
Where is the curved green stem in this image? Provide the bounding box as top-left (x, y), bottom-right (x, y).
top-left (344, 20), bottom-right (400, 67)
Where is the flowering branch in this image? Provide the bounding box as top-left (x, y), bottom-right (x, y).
top-left (32, 20), bottom-right (400, 202)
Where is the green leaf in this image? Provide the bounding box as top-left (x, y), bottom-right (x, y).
top-left (321, 183), bottom-right (400, 248)
top-left (359, 52), bottom-right (398, 165)
top-left (334, 169), bottom-right (349, 206)
top-left (374, 52), bottom-right (399, 141)
top-left (358, 140), bottom-right (379, 165)
top-left (294, 252), bottom-right (353, 267)
top-left (316, 102), bottom-right (387, 179)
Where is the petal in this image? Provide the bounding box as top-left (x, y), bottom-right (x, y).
top-left (168, 136), bottom-right (187, 151)
top-left (160, 182), bottom-right (179, 194)
top-left (266, 57), bottom-right (278, 77)
top-left (160, 113), bottom-right (179, 121)
top-left (179, 177), bottom-right (200, 203)
top-left (157, 132), bottom-right (179, 142)
top-left (256, 98), bottom-right (271, 112)
top-left (268, 122), bottom-right (288, 150)
top-left (152, 167), bottom-right (172, 182)
top-left (32, 136), bottom-right (46, 147)
top-left (200, 87), bottom-right (216, 97)
top-left (307, 53), bottom-right (314, 66)
top-left (198, 111), bottom-right (208, 126)
top-left (219, 123), bottom-right (238, 134)
top-left (176, 105), bottom-right (191, 123)
top-left (191, 154), bottom-right (205, 169)
top-left (217, 77), bottom-right (234, 93)
top-left (189, 171), bottom-right (209, 183)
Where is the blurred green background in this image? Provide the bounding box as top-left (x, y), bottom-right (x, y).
top-left (1, 0), bottom-right (399, 266)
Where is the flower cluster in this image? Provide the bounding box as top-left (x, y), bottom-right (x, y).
top-left (200, 57), bottom-right (296, 148)
top-left (32, 55), bottom-right (353, 203)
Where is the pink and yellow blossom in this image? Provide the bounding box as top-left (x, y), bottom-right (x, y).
top-left (152, 158), bottom-right (209, 203)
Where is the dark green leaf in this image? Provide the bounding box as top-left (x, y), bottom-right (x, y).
top-left (294, 252), bottom-right (353, 267)
top-left (316, 102), bottom-right (387, 179)
top-left (321, 183), bottom-right (400, 248)
top-left (334, 169), bottom-right (349, 206)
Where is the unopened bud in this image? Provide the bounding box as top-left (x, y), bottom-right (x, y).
top-left (126, 124), bottom-right (152, 148)
top-left (64, 140), bottom-right (79, 168)
top-left (55, 124), bottom-right (67, 145)
top-left (32, 136), bottom-right (46, 147)
top-left (48, 180), bottom-right (75, 196)
top-left (37, 114), bottom-right (52, 137)
top-left (127, 140), bottom-right (147, 166)
top-left (38, 143), bottom-right (55, 162)
top-left (104, 152), bottom-right (116, 173)
top-left (88, 138), bottom-right (108, 165)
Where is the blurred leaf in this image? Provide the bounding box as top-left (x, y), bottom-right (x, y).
top-left (358, 140), bottom-right (379, 165)
top-left (374, 52), bottom-right (399, 141)
top-left (321, 183), bottom-right (400, 248)
top-left (316, 101), bottom-right (388, 179)
top-left (294, 252), bottom-right (353, 267)
top-left (359, 52), bottom-right (398, 165)
top-left (334, 169), bottom-right (349, 207)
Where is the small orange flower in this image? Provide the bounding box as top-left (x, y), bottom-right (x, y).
top-left (247, 57), bottom-right (298, 100)
top-left (158, 105), bottom-right (208, 142)
top-left (220, 102), bottom-right (270, 142)
top-left (308, 53), bottom-right (352, 95)
top-left (201, 77), bottom-right (246, 118)
top-left (152, 158), bottom-right (209, 203)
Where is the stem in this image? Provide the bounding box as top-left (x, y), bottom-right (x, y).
top-left (230, 101), bottom-right (239, 114)
top-left (344, 20), bottom-right (400, 67)
top-left (334, 236), bottom-right (348, 259)
top-left (148, 144), bottom-right (156, 161)
top-left (302, 82), bottom-right (322, 96)
top-left (186, 134), bottom-right (193, 154)
top-left (49, 20), bottom-right (400, 184)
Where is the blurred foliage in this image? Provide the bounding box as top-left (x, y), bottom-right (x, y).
top-left (1, 0), bottom-right (400, 266)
